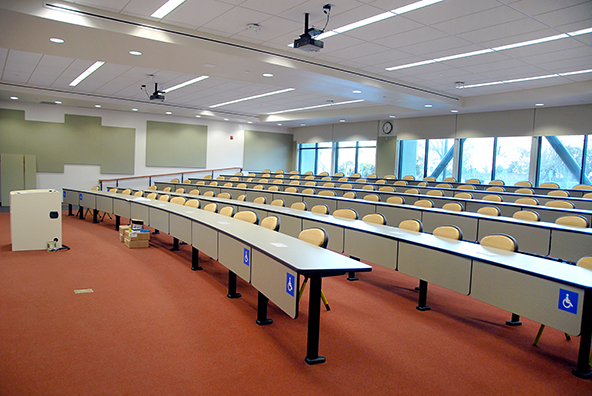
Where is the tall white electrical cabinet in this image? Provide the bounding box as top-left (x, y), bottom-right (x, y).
top-left (10, 189), bottom-right (63, 251)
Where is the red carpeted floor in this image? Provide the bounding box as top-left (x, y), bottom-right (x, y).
top-left (0, 211), bottom-right (590, 395)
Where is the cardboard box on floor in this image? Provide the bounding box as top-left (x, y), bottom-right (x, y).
top-left (121, 219), bottom-right (150, 248)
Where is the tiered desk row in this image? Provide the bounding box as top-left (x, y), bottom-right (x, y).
top-left (67, 187), bottom-right (592, 378)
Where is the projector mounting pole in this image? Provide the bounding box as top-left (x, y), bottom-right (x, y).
top-left (304, 13), bottom-right (309, 35)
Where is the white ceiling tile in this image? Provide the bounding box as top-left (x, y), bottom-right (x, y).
top-left (533, 1), bottom-right (592, 27)
top-left (201, 7), bottom-right (275, 35)
top-left (65, 0), bottom-right (132, 13)
top-left (5, 50), bottom-right (42, 73)
top-left (2, 70), bottom-right (31, 83)
top-left (401, 0), bottom-right (501, 26)
top-left (373, 26), bottom-right (449, 49)
top-left (158, 1), bottom-right (236, 29)
top-left (431, 6), bottom-right (526, 35)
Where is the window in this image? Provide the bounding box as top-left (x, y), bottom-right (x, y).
top-left (399, 140), bottom-right (425, 180)
top-left (336, 140), bottom-right (376, 176)
top-left (537, 135), bottom-right (591, 189)
top-left (460, 137), bottom-right (494, 183)
top-left (427, 139), bottom-right (454, 181)
top-left (297, 142), bottom-right (333, 174)
top-left (399, 138), bottom-right (453, 181)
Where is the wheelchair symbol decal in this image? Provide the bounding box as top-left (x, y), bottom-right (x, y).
top-left (286, 273), bottom-right (295, 297)
top-left (558, 289), bottom-right (578, 314)
top-left (243, 248), bottom-right (250, 266)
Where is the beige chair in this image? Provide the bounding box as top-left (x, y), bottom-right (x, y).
top-left (334, 172), bottom-right (344, 177)
top-left (185, 199), bottom-right (200, 208)
top-left (223, 183), bottom-right (233, 187)
top-left (253, 185), bottom-right (264, 190)
top-left (362, 213), bottom-right (387, 225)
top-left (424, 177), bottom-right (436, 182)
top-left (512, 210), bottom-right (540, 221)
top-left (318, 190), bottom-right (336, 197)
top-left (118, 188), bottom-right (130, 195)
top-left (533, 256), bottom-right (592, 347)
top-left (402, 175), bottom-right (415, 181)
top-left (340, 183), bottom-right (353, 189)
top-left (515, 188), bottom-right (534, 194)
top-left (356, 178), bottom-right (367, 183)
top-left (489, 180), bottom-right (505, 186)
top-left (289, 180), bottom-right (300, 185)
top-left (375, 179), bottom-right (387, 185)
top-left (383, 174), bottom-right (396, 179)
top-left (218, 192), bottom-right (232, 199)
top-left (515, 197), bottom-right (539, 205)
top-left (343, 191), bottom-right (357, 199)
top-left (486, 186), bottom-right (505, 192)
top-left (170, 178), bottom-right (179, 183)
top-left (297, 227), bottom-right (331, 310)
top-left (148, 185), bottom-right (158, 191)
top-left (351, 173), bottom-right (361, 178)
top-left (133, 190), bottom-right (143, 197)
top-left (203, 202), bottom-right (218, 213)
top-left (216, 176), bottom-right (225, 180)
top-left (289, 175), bottom-right (300, 180)
top-left (304, 181), bottom-right (316, 186)
top-left (555, 215), bottom-right (589, 228)
top-left (274, 175), bottom-right (284, 179)
top-left (203, 190), bottom-right (215, 197)
top-left (290, 201), bottom-right (308, 211)
top-left (442, 202), bottom-right (464, 212)
top-left (584, 193), bottom-right (592, 199)
top-left (271, 198), bottom-right (285, 207)
top-left (246, 178), bottom-right (253, 182)
top-left (234, 210), bottom-right (259, 224)
top-left (366, 174), bottom-right (377, 179)
top-left (539, 182), bottom-right (560, 188)
top-left (362, 185), bottom-right (375, 191)
top-left (302, 188), bottom-right (315, 195)
top-left (386, 196), bottom-right (405, 205)
top-left (454, 192), bottom-right (473, 199)
top-left (182, 179), bottom-right (192, 184)
top-left (272, 179), bottom-right (283, 184)
top-left (258, 179), bottom-right (269, 183)
top-left (323, 182), bottom-right (335, 188)
top-left (189, 189), bottom-right (200, 195)
top-left (229, 177), bottom-right (240, 182)
top-left (480, 233), bottom-right (518, 252)
top-left (545, 200), bottom-right (574, 209)
top-left (311, 204), bottom-right (329, 215)
top-left (261, 174), bottom-right (271, 178)
top-left (321, 176), bottom-right (332, 181)
top-left (457, 184), bottom-right (476, 190)
top-left (162, 186), bottom-right (172, 192)
top-left (443, 177), bottom-right (457, 183)
top-left (267, 186), bottom-right (279, 192)
top-left (304, 175), bottom-right (315, 180)
top-left (170, 196), bottom-right (186, 205)
top-left (399, 219), bottom-right (423, 232)
top-left (514, 181), bottom-right (532, 187)
top-left (433, 225), bottom-right (463, 240)
top-left (405, 188), bottom-right (420, 194)
top-left (466, 178), bottom-right (481, 184)
top-left (394, 180), bottom-right (408, 186)
top-left (158, 194), bottom-right (170, 202)
top-left (219, 206), bottom-right (235, 217)
top-left (379, 186), bottom-right (395, 192)
top-left (203, 175), bottom-right (212, 180)
top-left (260, 216), bottom-right (280, 232)
top-left (338, 177), bottom-right (348, 182)
top-left (285, 187), bottom-right (298, 193)
top-left (418, 181), bottom-right (428, 188)
top-left (146, 192), bottom-right (157, 200)
top-left (175, 187), bottom-right (185, 193)
top-left (304, 171), bottom-right (314, 175)
top-left (333, 208), bottom-right (359, 220)
top-left (414, 199), bottom-right (434, 208)
top-left (363, 194), bottom-right (380, 202)
top-left (483, 194), bottom-right (502, 202)
top-left (572, 184), bottom-right (592, 190)
top-left (253, 196), bottom-right (266, 204)
top-left (319, 171), bottom-right (329, 176)
top-left (209, 181), bottom-right (219, 186)
top-left (426, 189), bottom-right (443, 197)
top-left (237, 194), bottom-right (246, 202)
top-left (196, 181), bottom-right (206, 185)
top-left (547, 190), bottom-right (569, 197)
top-left (436, 183), bottom-right (452, 189)
top-left (477, 206), bottom-right (500, 216)
top-left (247, 173), bottom-right (256, 177)
top-left (236, 183), bottom-right (247, 188)
top-left (274, 170), bottom-right (284, 174)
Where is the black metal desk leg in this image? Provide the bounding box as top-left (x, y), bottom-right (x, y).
top-left (506, 313), bottom-right (522, 326)
top-left (573, 289), bottom-right (592, 378)
top-left (227, 271), bottom-right (242, 299)
top-left (305, 276), bottom-right (326, 365)
top-left (170, 237), bottom-right (180, 251)
top-left (347, 257), bottom-right (360, 281)
top-left (115, 215), bottom-right (120, 231)
top-left (68, 204), bottom-right (73, 216)
top-left (417, 280), bottom-right (431, 311)
top-left (191, 247), bottom-right (203, 271)
top-left (256, 292), bottom-right (273, 326)
top-left (92, 209), bottom-right (98, 223)
top-left (78, 206), bottom-right (84, 219)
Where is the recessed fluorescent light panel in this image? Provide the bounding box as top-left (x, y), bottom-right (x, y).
top-left (209, 88), bottom-right (295, 108)
top-left (457, 68), bottom-right (592, 89)
top-left (163, 76), bottom-right (209, 93)
top-left (151, 0), bottom-right (185, 18)
top-left (69, 61), bottom-right (105, 87)
top-left (50, 37), bottom-right (64, 43)
top-left (268, 99), bottom-right (365, 115)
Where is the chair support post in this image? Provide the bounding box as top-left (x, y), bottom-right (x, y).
top-left (573, 289), bottom-right (592, 378)
top-left (227, 271), bottom-right (241, 299)
top-left (347, 256), bottom-right (360, 281)
top-left (68, 204), bottom-right (73, 216)
top-left (78, 206), bottom-right (84, 219)
top-left (170, 237), bottom-right (180, 251)
top-left (416, 280), bottom-right (431, 311)
top-left (506, 313), bottom-right (522, 326)
top-left (256, 291), bottom-right (273, 325)
top-left (115, 215), bottom-right (120, 231)
top-left (305, 276), bottom-right (326, 365)
top-left (93, 209), bottom-right (99, 224)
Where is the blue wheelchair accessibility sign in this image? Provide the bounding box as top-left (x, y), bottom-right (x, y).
top-left (286, 273), bottom-right (295, 297)
top-left (558, 289), bottom-right (578, 314)
top-left (243, 248), bottom-right (250, 266)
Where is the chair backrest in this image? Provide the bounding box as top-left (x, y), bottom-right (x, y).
top-left (433, 225), bottom-right (463, 240)
top-left (367, 174), bottom-right (377, 179)
top-left (436, 183), bottom-right (452, 189)
top-left (203, 175), bottom-right (212, 179)
top-left (426, 189), bottom-right (443, 197)
top-left (442, 202), bottom-right (464, 212)
top-left (189, 189), bottom-right (200, 195)
top-left (584, 193), bottom-right (592, 199)
top-left (271, 198), bottom-right (285, 207)
top-left (334, 172), bottom-right (344, 177)
top-left (253, 184), bottom-right (264, 190)
top-left (399, 219), bottom-right (423, 232)
top-left (489, 180), bottom-right (505, 186)
top-left (267, 186), bottom-right (279, 191)
top-left (379, 186), bottom-right (395, 192)
top-left (196, 181), bottom-right (205, 185)
top-left (545, 200), bottom-right (574, 209)
top-left (229, 177), bottom-right (240, 181)
top-left (424, 177), bottom-right (436, 182)
top-left (577, 256), bottom-right (592, 270)
top-left (290, 175), bottom-right (300, 180)
top-left (134, 190), bottom-right (143, 197)
top-left (272, 179), bottom-right (283, 184)
top-left (302, 188), bottom-right (315, 195)
top-left (290, 201), bottom-right (308, 211)
top-left (417, 181), bottom-right (427, 187)
top-left (285, 187), bottom-right (298, 193)
top-left (274, 175), bottom-right (284, 179)
top-left (555, 215), bottom-right (589, 228)
top-left (185, 199), bottom-right (200, 208)
top-left (146, 192), bottom-right (157, 199)
top-left (170, 196), bottom-right (186, 205)
top-left (466, 179), bottom-right (481, 184)
top-left (223, 183), bottom-right (233, 187)
top-left (362, 185), bottom-right (375, 191)
top-left (573, 184), bottom-right (592, 190)
top-left (362, 213), bottom-right (386, 225)
top-left (298, 228), bottom-right (328, 248)
top-left (356, 178), bottom-right (367, 183)
top-left (261, 174), bottom-right (271, 178)
top-left (91, 186), bottom-right (99, 191)
top-left (341, 183), bottom-right (353, 189)
top-left (304, 181), bottom-right (316, 186)
top-left (333, 208), bottom-right (359, 220)
top-left (311, 204), bottom-right (329, 214)
top-left (218, 192), bottom-right (232, 199)
top-left (247, 173), bottom-right (256, 177)
top-left (486, 186), bottom-right (505, 192)
top-left (209, 181), bottom-right (218, 186)
top-left (375, 179), bottom-right (387, 185)
top-left (386, 196), bottom-right (405, 205)
top-left (289, 180), bottom-right (300, 185)
top-left (394, 180), bottom-right (408, 186)
top-left (547, 190), bottom-right (569, 197)
top-left (233, 210), bottom-right (259, 224)
top-left (162, 186), bottom-right (171, 192)
top-left (480, 234), bottom-right (518, 252)
top-left (414, 199), bottom-right (434, 208)
top-left (323, 182), bottom-right (335, 188)
top-left (304, 175), bottom-right (315, 180)
top-left (203, 190), bottom-right (215, 197)
top-left (363, 194), bottom-right (380, 202)
top-left (321, 176), bottom-right (332, 181)
top-left (454, 192), bottom-right (473, 199)
top-left (203, 202), bottom-right (218, 213)
top-left (319, 171), bottom-right (329, 176)
top-left (318, 190), bottom-right (336, 197)
top-left (477, 206), bottom-right (500, 216)
top-left (515, 188), bottom-right (534, 195)
top-left (338, 177), bottom-right (348, 182)
top-left (402, 175), bottom-right (415, 180)
top-left (514, 181), bottom-right (532, 187)
top-left (443, 177), bottom-right (457, 183)
top-left (351, 173), bottom-right (361, 178)
top-left (343, 191), bottom-right (356, 199)
top-left (512, 210), bottom-right (540, 221)
top-left (216, 176), bottom-right (225, 180)
top-left (539, 182), bottom-right (559, 188)
top-left (258, 179), bottom-right (268, 183)
top-left (158, 194), bottom-right (170, 202)
top-left (219, 206), bottom-right (235, 217)
top-left (148, 185), bottom-right (158, 191)
top-left (253, 196), bottom-right (266, 204)
top-left (405, 188), bottom-right (420, 194)
top-left (260, 216), bottom-right (280, 231)
top-left (182, 179), bottom-right (192, 184)
top-left (483, 194), bottom-right (502, 202)
top-left (458, 184), bottom-right (476, 190)
top-left (515, 197), bottom-right (538, 205)
top-left (170, 178), bottom-right (179, 183)
top-left (236, 183), bottom-right (247, 188)
top-left (237, 194), bottom-right (246, 201)
top-left (175, 187), bottom-right (185, 193)
top-left (304, 171), bottom-right (313, 175)
top-left (122, 189), bottom-right (132, 195)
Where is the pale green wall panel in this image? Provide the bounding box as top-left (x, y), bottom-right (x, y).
top-left (243, 130), bottom-right (293, 171)
top-left (1, 153), bottom-right (24, 205)
top-left (100, 126), bottom-right (135, 174)
top-left (63, 114), bottom-right (102, 165)
top-left (145, 121), bottom-right (207, 167)
top-left (24, 155), bottom-right (36, 189)
top-left (376, 136), bottom-right (397, 177)
top-left (0, 109), bottom-right (27, 154)
top-left (24, 120), bottom-right (67, 173)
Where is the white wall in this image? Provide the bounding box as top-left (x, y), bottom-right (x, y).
top-left (0, 101), bottom-right (288, 192)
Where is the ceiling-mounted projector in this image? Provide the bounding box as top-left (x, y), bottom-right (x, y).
top-left (294, 13), bottom-right (324, 52)
top-left (141, 82), bottom-right (165, 101)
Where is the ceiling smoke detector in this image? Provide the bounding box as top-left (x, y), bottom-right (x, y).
top-left (246, 23), bottom-right (261, 33)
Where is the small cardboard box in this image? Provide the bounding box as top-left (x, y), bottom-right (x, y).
top-left (131, 219), bottom-right (144, 232)
top-left (119, 225), bottom-right (130, 242)
top-left (124, 229), bottom-right (151, 241)
top-left (124, 237), bottom-right (149, 249)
